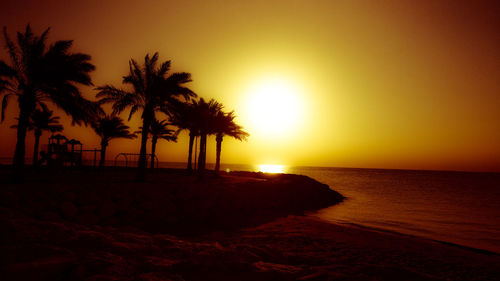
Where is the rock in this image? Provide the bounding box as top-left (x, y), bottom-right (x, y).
top-left (41, 211), bottom-right (61, 221)
top-left (2, 256), bottom-right (76, 281)
top-left (62, 191), bottom-right (76, 202)
top-left (99, 202), bottom-right (116, 219)
top-left (60, 201), bottom-right (78, 219)
top-left (127, 207), bottom-right (144, 219)
top-left (77, 212), bottom-right (99, 225)
top-left (253, 261), bottom-right (303, 275)
top-left (116, 195), bottom-right (133, 212)
top-left (1, 192), bottom-right (20, 208)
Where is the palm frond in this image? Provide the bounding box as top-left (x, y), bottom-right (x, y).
top-left (46, 83), bottom-right (102, 125)
top-left (1, 94), bottom-right (12, 121)
top-left (2, 27), bottom-right (21, 76)
top-left (157, 60), bottom-right (171, 77)
top-left (0, 60), bottom-right (16, 96)
top-left (46, 40), bottom-right (72, 56)
top-left (125, 104), bottom-right (137, 121)
top-left (13, 107), bottom-right (64, 133)
top-left (92, 114), bottom-right (136, 143)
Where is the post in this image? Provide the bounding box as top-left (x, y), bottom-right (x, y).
top-left (194, 136), bottom-right (198, 170)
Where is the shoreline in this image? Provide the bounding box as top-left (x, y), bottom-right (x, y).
top-left (315, 218), bottom-right (499, 256)
top-left (2, 165), bottom-right (498, 253)
top-left (1, 166), bottom-right (499, 280)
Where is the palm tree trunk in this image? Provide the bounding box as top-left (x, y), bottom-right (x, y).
top-left (32, 130), bottom-right (42, 167)
top-left (197, 133), bottom-right (207, 174)
top-left (70, 144), bottom-right (75, 167)
top-left (215, 134), bottom-right (223, 173)
top-left (150, 137), bottom-right (157, 169)
top-left (13, 95), bottom-right (35, 169)
top-left (99, 140), bottom-right (107, 168)
top-left (187, 131), bottom-right (195, 172)
top-left (193, 136), bottom-right (198, 170)
top-left (137, 109), bottom-right (152, 180)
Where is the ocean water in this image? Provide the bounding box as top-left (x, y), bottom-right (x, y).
top-left (2, 158), bottom-right (499, 253)
top-left (157, 162), bottom-right (500, 253)
top-left (286, 166), bottom-right (500, 253)
top-left (187, 163), bottom-right (499, 254)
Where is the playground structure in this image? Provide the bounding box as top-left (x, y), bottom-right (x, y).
top-left (114, 153), bottom-right (158, 168)
top-left (39, 134), bottom-right (159, 168)
top-left (38, 134), bottom-right (81, 167)
top-left (40, 134), bottom-right (100, 167)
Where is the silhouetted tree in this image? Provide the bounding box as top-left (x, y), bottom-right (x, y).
top-left (26, 108), bottom-right (63, 166)
top-left (0, 25), bottom-right (100, 169)
top-left (213, 110), bottom-right (248, 173)
top-left (96, 52), bottom-right (195, 179)
top-left (192, 98), bottom-right (222, 174)
top-left (11, 107), bottom-right (64, 166)
top-left (91, 114), bottom-right (136, 167)
top-left (168, 100), bottom-right (199, 172)
top-left (137, 118), bottom-right (177, 169)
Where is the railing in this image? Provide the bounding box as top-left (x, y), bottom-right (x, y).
top-left (81, 149), bottom-right (101, 167)
top-left (114, 153), bottom-right (158, 168)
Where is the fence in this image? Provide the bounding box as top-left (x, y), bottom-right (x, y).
top-left (114, 153), bottom-right (158, 168)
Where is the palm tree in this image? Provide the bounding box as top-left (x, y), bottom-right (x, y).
top-left (27, 108), bottom-right (64, 166)
top-left (96, 52), bottom-right (195, 179)
top-left (138, 118), bottom-right (177, 169)
top-left (214, 110), bottom-right (248, 173)
top-left (192, 98), bottom-right (222, 174)
top-left (11, 107), bottom-right (64, 166)
top-left (91, 114), bottom-right (136, 167)
top-left (0, 25), bottom-right (101, 169)
top-left (168, 100), bottom-right (199, 172)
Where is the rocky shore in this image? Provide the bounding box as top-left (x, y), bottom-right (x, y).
top-left (1, 167), bottom-right (499, 281)
top-left (0, 167), bottom-right (343, 235)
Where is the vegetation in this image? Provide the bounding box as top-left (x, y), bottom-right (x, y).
top-left (138, 118), bottom-right (177, 169)
top-left (213, 110), bottom-right (248, 173)
top-left (0, 25), bottom-right (101, 169)
top-left (96, 52), bottom-right (195, 179)
top-left (168, 100), bottom-right (199, 172)
top-left (11, 107), bottom-right (64, 166)
top-left (191, 98), bottom-right (222, 174)
top-left (91, 114), bottom-right (136, 167)
top-left (1, 25), bottom-right (248, 177)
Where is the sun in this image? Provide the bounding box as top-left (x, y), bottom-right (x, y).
top-left (244, 78), bottom-right (302, 136)
top-left (258, 164), bottom-right (285, 173)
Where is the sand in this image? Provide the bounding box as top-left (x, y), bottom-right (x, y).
top-left (1, 167), bottom-right (499, 280)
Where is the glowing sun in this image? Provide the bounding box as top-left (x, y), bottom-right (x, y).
top-left (245, 79), bottom-right (301, 135)
top-left (258, 164), bottom-right (285, 173)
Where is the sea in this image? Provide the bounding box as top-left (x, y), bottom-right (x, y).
top-left (2, 158), bottom-right (499, 253)
top-left (288, 166), bottom-right (500, 254)
top-left (165, 162), bottom-right (500, 254)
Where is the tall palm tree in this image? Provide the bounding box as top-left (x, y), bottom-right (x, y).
top-left (91, 114), bottom-right (136, 167)
top-left (168, 100), bottom-right (199, 172)
top-left (214, 110), bottom-right (248, 173)
top-left (192, 98), bottom-right (222, 174)
top-left (11, 107), bottom-right (64, 166)
top-left (139, 118), bottom-right (177, 169)
top-left (0, 25), bottom-right (101, 169)
top-left (96, 52), bottom-right (195, 179)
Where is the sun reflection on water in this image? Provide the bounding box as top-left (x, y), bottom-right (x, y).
top-left (258, 164), bottom-right (285, 173)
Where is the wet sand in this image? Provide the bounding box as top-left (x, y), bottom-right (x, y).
top-left (1, 167), bottom-right (499, 280)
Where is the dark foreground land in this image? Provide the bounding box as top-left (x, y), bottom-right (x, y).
top-left (1, 167), bottom-right (499, 281)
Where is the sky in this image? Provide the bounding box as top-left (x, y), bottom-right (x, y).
top-left (0, 0), bottom-right (499, 172)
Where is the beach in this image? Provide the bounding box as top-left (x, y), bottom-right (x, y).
top-left (1, 167), bottom-right (499, 280)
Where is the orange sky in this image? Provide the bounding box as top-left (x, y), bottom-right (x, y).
top-left (1, 0), bottom-right (499, 172)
